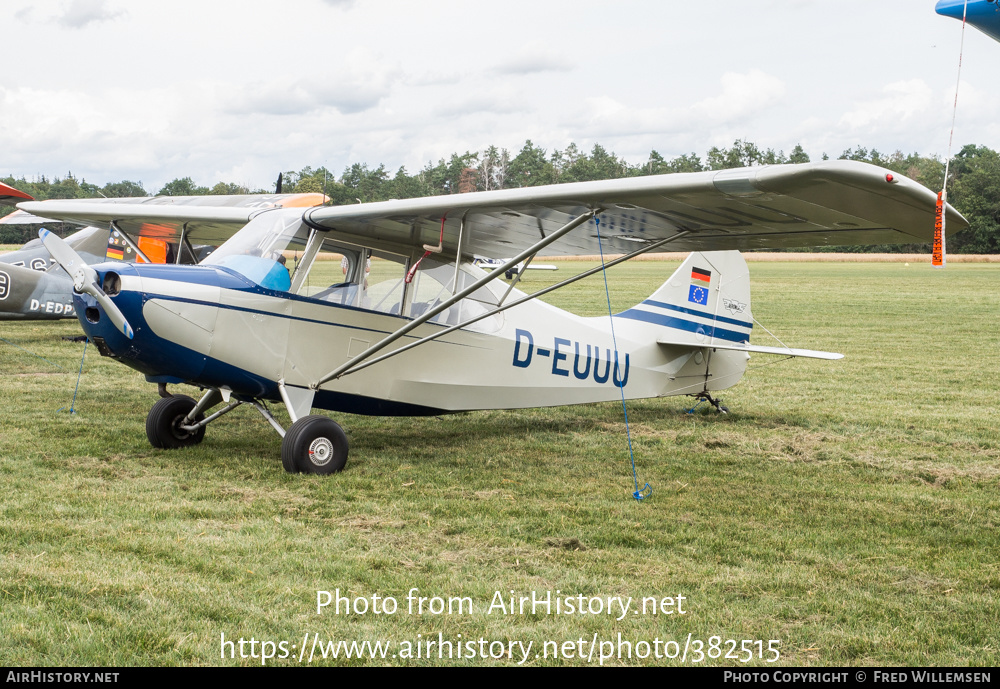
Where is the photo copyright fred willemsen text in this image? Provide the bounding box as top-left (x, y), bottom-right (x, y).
top-left (218, 589), bottom-right (782, 664)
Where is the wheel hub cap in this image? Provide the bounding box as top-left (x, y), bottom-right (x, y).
top-left (308, 437), bottom-right (334, 466)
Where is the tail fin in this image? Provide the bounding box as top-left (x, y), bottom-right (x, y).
top-left (611, 251), bottom-right (752, 395)
top-left (620, 250), bottom-right (754, 348)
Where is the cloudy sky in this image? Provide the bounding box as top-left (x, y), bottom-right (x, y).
top-left (3, 0), bottom-right (998, 192)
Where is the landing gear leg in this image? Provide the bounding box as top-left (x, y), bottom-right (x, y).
top-left (689, 392), bottom-right (730, 414)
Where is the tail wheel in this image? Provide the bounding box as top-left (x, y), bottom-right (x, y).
top-left (281, 415), bottom-right (349, 474)
top-left (146, 395), bottom-right (206, 449)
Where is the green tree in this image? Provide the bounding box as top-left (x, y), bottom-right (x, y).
top-left (48, 174), bottom-right (84, 199)
top-left (210, 182), bottom-right (252, 195)
top-left (478, 145), bottom-right (511, 190)
top-left (385, 166), bottom-right (433, 200)
top-left (158, 178), bottom-right (209, 196)
top-left (420, 152), bottom-right (479, 195)
top-left (707, 140), bottom-right (782, 169)
top-left (948, 144), bottom-right (1000, 254)
top-left (839, 146), bottom-right (889, 167)
top-left (560, 144), bottom-right (633, 183)
top-left (644, 150), bottom-right (669, 175)
top-left (666, 153), bottom-right (704, 173)
top-left (102, 180), bottom-right (148, 197)
top-left (789, 144), bottom-right (810, 164)
top-left (507, 140), bottom-right (553, 188)
top-left (334, 163), bottom-right (391, 203)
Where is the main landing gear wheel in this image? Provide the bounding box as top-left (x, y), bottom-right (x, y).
top-left (146, 395), bottom-right (206, 449)
top-left (281, 415), bottom-right (349, 475)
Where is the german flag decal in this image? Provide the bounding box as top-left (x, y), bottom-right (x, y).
top-left (688, 267), bottom-right (711, 305)
top-left (106, 231), bottom-right (125, 261)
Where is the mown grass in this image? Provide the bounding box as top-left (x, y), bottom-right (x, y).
top-left (0, 261), bottom-right (997, 666)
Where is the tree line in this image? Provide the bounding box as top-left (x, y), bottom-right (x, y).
top-left (3, 139), bottom-right (998, 252)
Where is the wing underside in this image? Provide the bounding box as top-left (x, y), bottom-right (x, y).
top-left (18, 162), bottom-right (966, 259)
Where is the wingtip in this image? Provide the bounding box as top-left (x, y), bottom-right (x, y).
top-left (934, 0), bottom-right (965, 19)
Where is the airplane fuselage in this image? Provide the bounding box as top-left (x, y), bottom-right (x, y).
top-left (75, 262), bottom-right (749, 416)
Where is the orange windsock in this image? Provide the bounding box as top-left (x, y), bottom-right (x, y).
top-left (933, 191), bottom-right (946, 268)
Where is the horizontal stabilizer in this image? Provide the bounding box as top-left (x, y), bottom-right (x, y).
top-left (657, 338), bottom-right (843, 360)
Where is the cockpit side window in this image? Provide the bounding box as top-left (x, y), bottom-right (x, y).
top-left (208, 215), bottom-right (505, 332)
top-left (407, 258), bottom-right (504, 332)
top-left (299, 246), bottom-right (363, 307)
top-left (294, 243), bottom-right (407, 315)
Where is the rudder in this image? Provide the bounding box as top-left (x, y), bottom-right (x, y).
top-left (621, 250), bottom-right (753, 348)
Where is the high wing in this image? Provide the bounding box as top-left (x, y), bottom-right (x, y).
top-left (19, 162), bottom-right (965, 258)
top-left (17, 192), bottom-right (328, 247)
top-left (300, 161), bottom-right (966, 259)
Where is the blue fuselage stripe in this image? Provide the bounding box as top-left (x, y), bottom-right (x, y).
top-left (640, 299), bottom-right (753, 329)
top-left (616, 308), bottom-right (749, 343)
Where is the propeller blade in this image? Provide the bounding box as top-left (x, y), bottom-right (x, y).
top-left (39, 229), bottom-right (134, 340)
top-left (39, 228), bottom-right (87, 285)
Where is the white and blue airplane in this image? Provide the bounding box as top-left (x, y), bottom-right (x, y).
top-left (21, 161), bottom-right (966, 475)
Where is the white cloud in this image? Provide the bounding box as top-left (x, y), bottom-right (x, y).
top-left (561, 70), bottom-right (787, 142)
top-left (224, 79), bottom-right (389, 117)
top-left (431, 89), bottom-right (528, 118)
top-left (493, 44), bottom-right (574, 76)
top-left (56, 0), bottom-right (125, 28)
top-left (693, 70), bottom-right (787, 123)
top-left (838, 79), bottom-right (935, 130)
top-left (221, 51), bottom-right (400, 117)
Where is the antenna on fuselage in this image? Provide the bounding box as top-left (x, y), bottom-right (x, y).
top-left (276, 173), bottom-right (283, 194)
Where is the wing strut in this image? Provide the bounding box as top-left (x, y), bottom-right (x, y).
top-left (176, 223), bottom-right (188, 264)
top-left (311, 209), bottom-right (601, 388)
top-left (110, 221), bottom-right (152, 264)
top-left (451, 214), bottom-right (468, 296)
top-left (327, 230), bottom-right (693, 380)
top-left (499, 254), bottom-right (534, 305)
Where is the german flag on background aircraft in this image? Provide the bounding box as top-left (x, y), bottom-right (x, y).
top-left (688, 267), bottom-right (711, 305)
top-left (106, 231), bottom-right (125, 261)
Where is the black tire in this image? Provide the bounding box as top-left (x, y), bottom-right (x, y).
top-left (281, 415), bottom-right (349, 475)
top-left (146, 395), bottom-right (206, 449)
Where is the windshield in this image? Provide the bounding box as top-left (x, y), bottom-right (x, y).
top-left (203, 210), bottom-right (308, 291)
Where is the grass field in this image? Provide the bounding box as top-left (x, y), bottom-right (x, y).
top-left (0, 260), bottom-right (997, 666)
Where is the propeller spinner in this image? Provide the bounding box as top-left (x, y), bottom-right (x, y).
top-left (39, 229), bottom-right (134, 340)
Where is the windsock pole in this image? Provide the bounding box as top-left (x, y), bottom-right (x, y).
top-left (937, 0), bottom-right (970, 269)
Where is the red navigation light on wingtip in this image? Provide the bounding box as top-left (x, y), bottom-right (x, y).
top-left (885, 174), bottom-right (896, 183)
